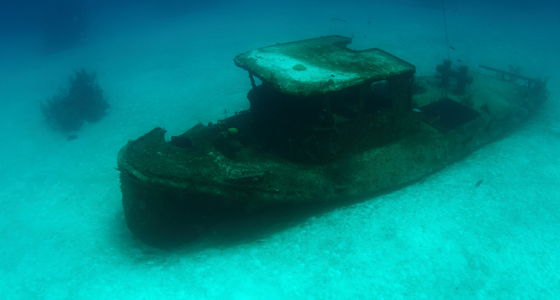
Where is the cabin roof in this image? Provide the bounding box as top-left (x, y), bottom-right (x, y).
top-left (234, 35), bottom-right (415, 96)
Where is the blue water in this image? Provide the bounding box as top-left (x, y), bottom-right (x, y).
top-left (1, 0), bottom-right (559, 298)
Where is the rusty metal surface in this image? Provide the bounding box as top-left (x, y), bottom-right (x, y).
top-left (234, 35), bottom-right (415, 96)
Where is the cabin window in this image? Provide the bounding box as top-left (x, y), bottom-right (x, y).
top-left (366, 80), bottom-right (392, 113)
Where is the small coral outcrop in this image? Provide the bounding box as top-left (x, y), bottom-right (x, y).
top-left (41, 69), bottom-right (109, 133)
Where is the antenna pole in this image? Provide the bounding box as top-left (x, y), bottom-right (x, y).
top-left (441, 0), bottom-right (451, 60)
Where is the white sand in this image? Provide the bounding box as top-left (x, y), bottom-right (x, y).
top-left (0, 1), bottom-right (559, 298)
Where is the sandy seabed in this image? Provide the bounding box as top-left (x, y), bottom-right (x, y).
top-left (0, 2), bottom-right (559, 298)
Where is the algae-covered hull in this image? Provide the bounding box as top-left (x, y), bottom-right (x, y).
top-left (118, 36), bottom-right (547, 246)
